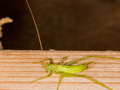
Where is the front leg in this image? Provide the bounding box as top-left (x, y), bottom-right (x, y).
top-left (30, 72), bottom-right (53, 83)
top-left (33, 58), bottom-right (53, 64)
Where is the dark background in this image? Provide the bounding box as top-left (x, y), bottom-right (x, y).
top-left (0, 0), bottom-right (120, 50)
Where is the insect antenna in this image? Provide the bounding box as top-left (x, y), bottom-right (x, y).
top-left (26, 0), bottom-right (43, 52)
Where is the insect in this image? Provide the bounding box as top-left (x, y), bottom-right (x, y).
top-left (26, 0), bottom-right (119, 90)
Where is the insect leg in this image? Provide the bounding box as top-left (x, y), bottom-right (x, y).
top-left (86, 55), bottom-right (120, 60)
top-left (64, 55), bottom-right (120, 66)
top-left (57, 76), bottom-right (63, 90)
top-left (59, 72), bottom-right (112, 90)
top-left (59, 56), bottom-right (67, 65)
top-left (64, 56), bottom-right (89, 66)
top-left (30, 72), bottom-right (53, 83)
top-left (83, 61), bottom-right (94, 70)
top-left (33, 58), bottom-right (53, 64)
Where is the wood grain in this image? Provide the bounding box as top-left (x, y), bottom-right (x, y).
top-left (0, 50), bottom-right (120, 90)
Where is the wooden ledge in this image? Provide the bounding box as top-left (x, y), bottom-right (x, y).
top-left (0, 50), bottom-right (120, 90)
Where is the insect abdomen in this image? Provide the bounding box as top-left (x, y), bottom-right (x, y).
top-left (56, 64), bottom-right (88, 73)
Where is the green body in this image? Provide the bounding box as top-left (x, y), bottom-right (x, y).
top-left (46, 63), bottom-right (88, 74)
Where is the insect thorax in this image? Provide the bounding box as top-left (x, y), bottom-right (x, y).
top-left (46, 64), bottom-right (57, 73)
